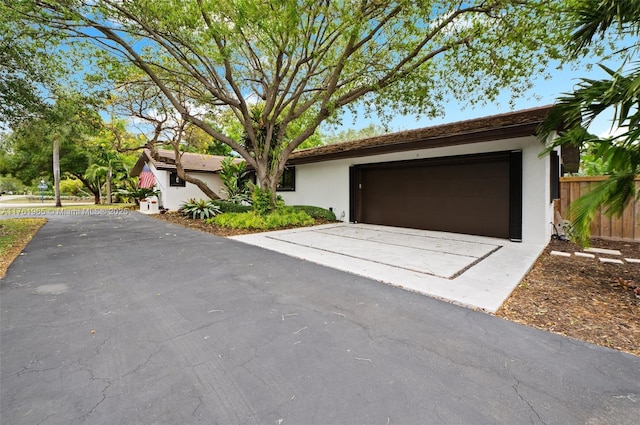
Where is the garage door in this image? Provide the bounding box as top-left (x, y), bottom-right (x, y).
top-left (351, 152), bottom-right (521, 239)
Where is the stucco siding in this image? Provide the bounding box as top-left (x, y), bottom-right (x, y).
top-left (146, 163), bottom-right (226, 210)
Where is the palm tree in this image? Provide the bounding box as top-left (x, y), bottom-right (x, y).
top-left (539, 0), bottom-right (640, 245)
top-left (84, 163), bottom-right (108, 205)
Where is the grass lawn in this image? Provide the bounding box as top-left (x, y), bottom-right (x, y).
top-left (0, 218), bottom-right (47, 278)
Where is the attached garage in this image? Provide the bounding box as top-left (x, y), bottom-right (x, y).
top-left (281, 106), bottom-right (557, 245)
top-left (350, 151), bottom-right (523, 240)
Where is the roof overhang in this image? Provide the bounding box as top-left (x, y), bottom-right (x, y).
top-left (130, 149), bottom-right (238, 177)
top-left (287, 106), bottom-right (552, 165)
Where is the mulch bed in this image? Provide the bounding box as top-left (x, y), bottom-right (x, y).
top-left (152, 211), bottom-right (335, 236)
top-left (152, 212), bottom-right (259, 237)
top-left (151, 212), bottom-right (639, 357)
top-left (496, 238), bottom-right (640, 357)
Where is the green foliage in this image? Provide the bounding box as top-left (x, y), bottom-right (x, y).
top-left (263, 210), bottom-right (314, 229)
top-left (579, 148), bottom-right (607, 176)
top-left (252, 187), bottom-right (276, 215)
top-left (568, 174), bottom-right (637, 246)
top-left (219, 157), bottom-right (252, 204)
top-left (16, 0), bottom-right (571, 196)
top-left (0, 175), bottom-right (26, 194)
top-left (59, 177), bottom-right (85, 196)
top-left (538, 0), bottom-right (640, 244)
top-left (179, 198), bottom-right (222, 220)
top-left (209, 200), bottom-right (252, 213)
top-left (117, 187), bottom-right (160, 205)
top-left (209, 209), bottom-right (313, 230)
top-left (1, 93), bottom-right (104, 184)
top-left (208, 211), bottom-right (264, 229)
top-left (320, 124), bottom-right (390, 145)
top-left (0, 4), bottom-right (62, 128)
top-left (289, 205), bottom-right (336, 221)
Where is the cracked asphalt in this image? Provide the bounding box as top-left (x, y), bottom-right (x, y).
top-left (1, 212), bottom-right (639, 425)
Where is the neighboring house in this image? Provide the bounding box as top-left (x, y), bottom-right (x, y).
top-left (131, 149), bottom-right (232, 211)
top-left (279, 106), bottom-right (560, 245)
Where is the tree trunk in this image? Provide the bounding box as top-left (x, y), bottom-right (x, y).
top-left (53, 137), bottom-right (62, 207)
top-left (75, 174), bottom-right (101, 206)
top-left (251, 159), bottom-right (280, 208)
top-left (106, 165), bottom-right (112, 204)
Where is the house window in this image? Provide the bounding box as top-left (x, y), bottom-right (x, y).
top-left (277, 167), bottom-right (295, 191)
top-left (170, 171), bottom-right (186, 187)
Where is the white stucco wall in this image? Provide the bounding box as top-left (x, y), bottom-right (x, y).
top-left (146, 164), bottom-right (226, 211)
top-left (279, 135), bottom-right (556, 244)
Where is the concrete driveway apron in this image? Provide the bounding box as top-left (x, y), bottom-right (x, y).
top-left (1, 213), bottom-right (638, 425)
top-left (232, 223), bottom-right (546, 312)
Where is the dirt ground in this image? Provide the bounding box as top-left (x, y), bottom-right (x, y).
top-left (497, 238), bottom-right (639, 357)
top-left (153, 212), bottom-right (639, 357)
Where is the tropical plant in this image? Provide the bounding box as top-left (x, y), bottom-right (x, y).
top-left (219, 157), bottom-right (252, 205)
top-left (117, 187), bottom-right (160, 206)
top-left (538, 0), bottom-right (640, 245)
top-left (179, 198), bottom-right (222, 220)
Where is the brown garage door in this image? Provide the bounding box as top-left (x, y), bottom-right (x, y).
top-left (352, 152), bottom-right (518, 239)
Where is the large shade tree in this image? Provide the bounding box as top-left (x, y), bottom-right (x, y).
top-left (2, 94), bottom-right (105, 204)
top-left (538, 0), bottom-right (640, 244)
top-left (0, 5), bottom-right (60, 128)
top-left (13, 0), bottom-right (570, 203)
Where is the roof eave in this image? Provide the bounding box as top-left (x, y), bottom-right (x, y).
top-left (287, 121), bottom-right (542, 166)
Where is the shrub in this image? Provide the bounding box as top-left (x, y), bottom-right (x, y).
top-left (59, 178), bottom-right (85, 196)
top-left (117, 187), bottom-right (160, 205)
top-left (209, 209), bottom-right (314, 229)
top-left (208, 211), bottom-right (265, 229)
top-left (265, 210), bottom-right (314, 228)
top-left (210, 200), bottom-right (252, 213)
top-left (179, 198), bottom-right (222, 220)
top-left (290, 205), bottom-right (336, 221)
top-left (252, 187), bottom-right (275, 215)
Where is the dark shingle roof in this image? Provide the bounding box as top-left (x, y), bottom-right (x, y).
top-left (288, 106), bottom-right (552, 165)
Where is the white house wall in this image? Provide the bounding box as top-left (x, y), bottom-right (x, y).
top-left (280, 135), bottom-right (556, 245)
top-left (146, 163), bottom-right (226, 210)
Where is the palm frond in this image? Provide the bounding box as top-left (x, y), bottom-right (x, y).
top-left (568, 173), bottom-right (636, 245)
top-left (570, 0), bottom-right (640, 52)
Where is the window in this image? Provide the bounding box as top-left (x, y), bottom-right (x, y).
top-left (169, 171), bottom-right (186, 187)
top-left (277, 167), bottom-right (295, 191)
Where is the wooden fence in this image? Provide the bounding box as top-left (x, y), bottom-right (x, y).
top-left (559, 176), bottom-right (640, 241)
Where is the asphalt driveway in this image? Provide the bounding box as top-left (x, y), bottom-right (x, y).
top-left (1, 212), bottom-right (639, 424)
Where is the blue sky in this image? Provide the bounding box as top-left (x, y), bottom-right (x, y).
top-left (337, 57), bottom-right (619, 138)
